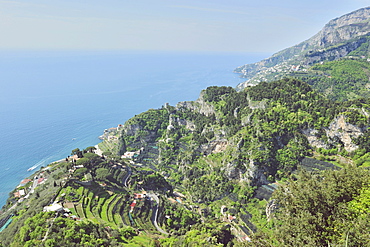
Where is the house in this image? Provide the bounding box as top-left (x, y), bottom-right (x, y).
top-left (228, 215), bottom-right (236, 222)
top-left (173, 191), bottom-right (186, 198)
top-left (43, 203), bottom-right (64, 212)
top-left (19, 179), bottom-right (31, 186)
top-left (168, 198), bottom-right (177, 203)
top-left (134, 193), bottom-right (146, 199)
top-left (122, 150), bottom-right (141, 159)
top-left (122, 152), bottom-right (136, 159)
top-left (130, 201), bottom-right (137, 207)
top-left (107, 136), bottom-right (118, 141)
top-left (13, 189), bottom-right (25, 198)
top-left (37, 177), bottom-right (45, 184)
top-left (130, 200), bottom-right (137, 212)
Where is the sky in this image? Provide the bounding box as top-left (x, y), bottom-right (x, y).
top-left (0, 0), bottom-right (369, 52)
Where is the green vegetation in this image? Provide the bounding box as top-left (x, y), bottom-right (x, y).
top-left (292, 58), bottom-right (370, 101)
top-left (2, 72), bottom-right (370, 246)
top-left (250, 166), bottom-right (370, 247)
top-left (11, 211), bottom-right (137, 247)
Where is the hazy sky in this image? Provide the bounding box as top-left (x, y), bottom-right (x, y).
top-left (0, 0), bottom-right (369, 52)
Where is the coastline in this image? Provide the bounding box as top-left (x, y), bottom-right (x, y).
top-left (1, 143), bottom-right (105, 213)
top-left (0, 51), bottom-right (260, 214)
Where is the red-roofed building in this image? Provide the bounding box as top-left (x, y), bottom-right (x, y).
top-left (130, 200), bottom-right (137, 212)
top-left (20, 179), bottom-right (31, 185)
top-left (130, 201), bottom-right (137, 208)
top-left (134, 193), bottom-right (146, 199)
top-left (228, 215), bottom-right (236, 222)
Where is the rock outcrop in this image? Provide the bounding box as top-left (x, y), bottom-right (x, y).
top-left (303, 115), bottom-right (364, 152)
top-left (176, 91), bottom-right (216, 116)
top-left (167, 115), bottom-right (196, 132)
top-left (199, 140), bottom-right (228, 155)
top-left (244, 159), bottom-right (269, 186)
top-left (326, 115), bottom-right (363, 152)
top-left (302, 128), bottom-right (329, 149)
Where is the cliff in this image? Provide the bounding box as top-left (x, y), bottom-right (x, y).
top-left (235, 7), bottom-right (370, 92)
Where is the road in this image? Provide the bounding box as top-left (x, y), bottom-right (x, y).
top-left (147, 192), bottom-right (169, 235)
top-left (6, 176), bottom-right (39, 213)
top-left (122, 165), bottom-right (132, 188)
top-left (121, 164), bottom-right (168, 235)
top-left (29, 176), bottom-right (39, 194)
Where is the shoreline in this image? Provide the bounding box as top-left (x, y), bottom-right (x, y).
top-left (1, 143), bottom-right (105, 212)
top-left (25, 144), bottom-right (104, 177)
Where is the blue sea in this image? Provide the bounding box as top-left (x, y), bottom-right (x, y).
top-left (0, 50), bottom-right (268, 208)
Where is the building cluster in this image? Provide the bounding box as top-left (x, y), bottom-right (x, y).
top-left (14, 172), bottom-right (47, 202)
top-left (130, 192), bottom-right (147, 212)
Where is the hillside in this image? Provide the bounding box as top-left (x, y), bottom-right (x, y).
top-left (1, 7), bottom-right (370, 247)
top-left (234, 7), bottom-right (370, 101)
top-left (1, 79), bottom-right (369, 246)
top-left (96, 78), bottom-right (370, 246)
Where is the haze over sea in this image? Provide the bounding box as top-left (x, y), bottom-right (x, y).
top-left (0, 50), bottom-right (268, 207)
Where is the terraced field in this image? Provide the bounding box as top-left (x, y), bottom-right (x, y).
top-left (56, 181), bottom-right (155, 232)
top-left (57, 182), bottom-right (131, 227)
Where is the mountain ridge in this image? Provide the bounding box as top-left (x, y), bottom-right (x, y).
top-left (235, 6), bottom-right (370, 90)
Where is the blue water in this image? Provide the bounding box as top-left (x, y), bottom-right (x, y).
top-left (0, 50), bottom-right (268, 207)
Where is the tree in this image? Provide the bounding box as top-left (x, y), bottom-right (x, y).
top-left (71, 148), bottom-right (83, 158)
top-left (84, 146), bottom-right (96, 153)
top-left (255, 166), bottom-right (370, 246)
top-left (95, 168), bottom-right (110, 181)
top-left (74, 167), bottom-right (88, 177)
top-left (76, 157), bottom-right (89, 166)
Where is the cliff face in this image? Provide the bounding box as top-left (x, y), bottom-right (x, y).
top-left (326, 115), bottom-right (363, 152)
top-left (303, 115), bottom-right (365, 152)
top-left (176, 91), bottom-right (216, 116)
top-left (235, 7), bottom-right (370, 90)
top-left (312, 8), bottom-right (370, 47)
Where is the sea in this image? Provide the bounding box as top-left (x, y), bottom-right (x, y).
top-left (0, 50), bottom-right (269, 208)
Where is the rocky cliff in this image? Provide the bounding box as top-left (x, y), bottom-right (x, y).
top-left (235, 7), bottom-right (370, 89)
top-left (303, 115), bottom-right (365, 152)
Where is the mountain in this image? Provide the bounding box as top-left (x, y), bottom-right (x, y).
top-left (235, 6), bottom-right (370, 100)
top-left (94, 78), bottom-right (370, 246)
top-left (1, 7), bottom-right (370, 247)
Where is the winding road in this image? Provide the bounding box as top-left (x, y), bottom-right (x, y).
top-left (147, 192), bottom-right (169, 235)
top-left (121, 163), bottom-right (168, 235)
top-left (122, 165), bottom-right (132, 188)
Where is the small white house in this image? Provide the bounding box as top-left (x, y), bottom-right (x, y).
top-left (43, 203), bottom-right (64, 212)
